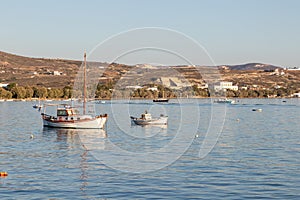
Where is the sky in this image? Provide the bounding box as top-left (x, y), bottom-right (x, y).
top-left (1, 0), bottom-right (300, 67)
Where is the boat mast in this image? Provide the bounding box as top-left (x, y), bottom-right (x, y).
top-left (83, 52), bottom-right (87, 115)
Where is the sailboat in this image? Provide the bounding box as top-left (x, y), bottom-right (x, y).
top-left (33, 99), bottom-right (43, 109)
top-left (41, 53), bottom-right (108, 129)
top-left (153, 90), bottom-right (169, 103)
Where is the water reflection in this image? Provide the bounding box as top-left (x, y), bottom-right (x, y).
top-left (42, 127), bottom-right (107, 145)
top-left (129, 124), bottom-right (168, 138)
top-left (42, 128), bottom-right (107, 195)
top-left (78, 129), bottom-right (107, 151)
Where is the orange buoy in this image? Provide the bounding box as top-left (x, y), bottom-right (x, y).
top-left (0, 172), bottom-right (8, 177)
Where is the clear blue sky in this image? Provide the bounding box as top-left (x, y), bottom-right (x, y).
top-left (1, 0), bottom-right (299, 67)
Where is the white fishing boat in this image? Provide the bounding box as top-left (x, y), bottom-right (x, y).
top-left (40, 52), bottom-right (108, 129)
top-left (130, 111), bottom-right (168, 125)
top-left (41, 104), bottom-right (107, 129)
top-left (214, 98), bottom-right (235, 104)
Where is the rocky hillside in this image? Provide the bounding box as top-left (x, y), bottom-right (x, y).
top-left (0, 51), bottom-right (299, 93)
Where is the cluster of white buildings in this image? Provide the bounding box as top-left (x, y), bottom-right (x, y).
top-left (213, 81), bottom-right (239, 91)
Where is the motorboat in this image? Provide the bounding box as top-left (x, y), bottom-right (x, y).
top-left (130, 111), bottom-right (168, 125)
top-left (214, 98), bottom-right (235, 104)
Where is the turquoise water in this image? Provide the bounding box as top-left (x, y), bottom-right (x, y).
top-left (0, 99), bottom-right (299, 199)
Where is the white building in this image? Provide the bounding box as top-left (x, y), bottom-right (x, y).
top-left (53, 71), bottom-right (62, 75)
top-left (0, 83), bottom-right (8, 88)
top-left (147, 87), bottom-right (158, 91)
top-left (286, 67), bottom-right (300, 71)
top-left (293, 92), bottom-right (300, 97)
top-left (125, 85), bottom-right (143, 90)
top-left (214, 81), bottom-right (238, 91)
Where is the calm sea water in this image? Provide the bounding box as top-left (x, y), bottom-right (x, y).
top-left (0, 98), bottom-right (299, 199)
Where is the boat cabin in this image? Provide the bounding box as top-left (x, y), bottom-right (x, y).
top-left (57, 108), bottom-right (78, 117)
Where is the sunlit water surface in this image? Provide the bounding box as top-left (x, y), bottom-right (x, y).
top-left (0, 98), bottom-right (299, 199)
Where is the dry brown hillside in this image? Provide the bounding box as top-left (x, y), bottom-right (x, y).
top-left (0, 51), bottom-right (299, 93)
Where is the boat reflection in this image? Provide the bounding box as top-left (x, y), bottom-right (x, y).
top-left (42, 127), bottom-right (107, 149)
top-left (42, 127), bottom-right (107, 193)
top-left (130, 123), bottom-right (168, 138)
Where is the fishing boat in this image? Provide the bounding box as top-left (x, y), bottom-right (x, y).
top-left (130, 111), bottom-right (168, 125)
top-left (40, 53), bottom-right (108, 129)
top-left (214, 98), bottom-right (235, 104)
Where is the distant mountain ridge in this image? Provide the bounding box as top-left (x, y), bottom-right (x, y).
top-left (219, 63), bottom-right (281, 71)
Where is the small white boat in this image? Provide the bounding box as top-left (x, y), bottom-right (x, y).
top-left (214, 98), bottom-right (235, 104)
top-left (95, 100), bottom-right (106, 104)
top-left (130, 111), bottom-right (168, 125)
top-left (252, 108), bottom-right (262, 112)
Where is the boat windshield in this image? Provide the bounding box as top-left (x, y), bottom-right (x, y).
top-left (57, 109), bottom-right (68, 116)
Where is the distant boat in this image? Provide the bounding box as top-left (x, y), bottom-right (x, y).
top-left (33, 104), bottom-right (43, 109)
top-left (33, 99), bottom-right (43, 109)
top-left (40, 52), bottom-right (108, 129)
top-left (130, 111), bottom-right (168, 125)
top-left (153, 98), bottom-right (169, 103)
top-left (214, 98), bottom-right (235, 104)
top-left (153, 90), bottom-right (169, 103)
top-left (95, 100), bottom-right (106, 104)
top-left (252, 108), bottom-right (262, 112)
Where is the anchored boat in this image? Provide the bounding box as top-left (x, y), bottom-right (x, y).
top-left (41, 104), bottom-right (107, 129)
top-left (40, 52), bottom-right (108, 129)
top-left (214, 98), bottom-right (235, 104)
top-left (130, 111), bottom-right (168, 125)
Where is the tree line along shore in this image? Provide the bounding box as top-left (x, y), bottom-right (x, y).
top-left (0, 82), bottom-right (297, 100)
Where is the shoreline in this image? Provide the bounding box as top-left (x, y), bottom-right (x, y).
top-left (1, 96), bottom-right (299, 102)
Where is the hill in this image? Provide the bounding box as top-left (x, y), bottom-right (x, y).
top-left (0, 51), bottom-right (299, 96)
top-left (219, 63), bottom-right (281, 71)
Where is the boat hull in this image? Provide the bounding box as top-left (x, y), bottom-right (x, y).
top-left (153, 98), bottom-right (169, 103)
top-left (214, 99), bottom-right (235, 104)
top-left (42, 116), bottom-right (107, 129)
